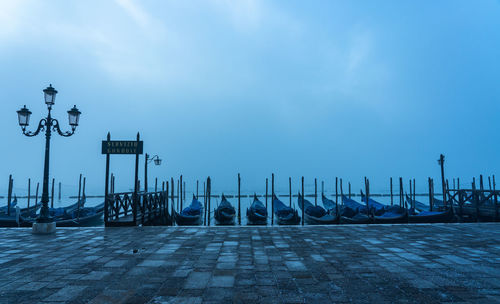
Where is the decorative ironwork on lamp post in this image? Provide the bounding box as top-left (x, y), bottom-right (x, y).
top-left (144, 154), bottom-right (162, 192)
top-left (17, 84), bottom-right (81, 223)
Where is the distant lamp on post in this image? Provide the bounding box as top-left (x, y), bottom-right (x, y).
top-left (144, 154), bottom-right (163, 192)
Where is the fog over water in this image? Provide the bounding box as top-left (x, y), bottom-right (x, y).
top-left (1, 1), bottom-right (499, 200)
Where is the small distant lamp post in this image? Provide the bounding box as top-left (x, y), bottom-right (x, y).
top-left (437, 154), bottom-right (446, 207)
top-left (17, 84), bottom-right (81, 232)
top-left (144, 154), bottom-right (162, 192)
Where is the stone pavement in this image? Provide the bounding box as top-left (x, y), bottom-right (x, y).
top-left (0, 224), bottom-right (500, 303)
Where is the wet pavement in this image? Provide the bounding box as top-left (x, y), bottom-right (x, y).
top-left (0, 223), bottom-right (499, 303)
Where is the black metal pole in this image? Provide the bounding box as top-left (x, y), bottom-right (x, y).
top-left (439, 154), bottom-right (446, 207)
top-left (104, 133), bottom-right (111, 226)
top-left (38, 110), bottom-right (52, 222)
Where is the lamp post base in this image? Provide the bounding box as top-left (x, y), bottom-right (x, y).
top-left (32, 222), bottom-right (56, 234)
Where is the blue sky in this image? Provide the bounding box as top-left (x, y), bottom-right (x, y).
top-left (1, 0), bottom-right (499, 197)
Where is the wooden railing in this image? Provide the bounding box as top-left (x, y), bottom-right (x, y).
top-left (445, 189), bottom-right (499, 221)
top-left (105, 190), bottom-right (171, 226)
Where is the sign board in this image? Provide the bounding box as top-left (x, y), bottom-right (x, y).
top-left (101, 140), bottom-right (143, 155)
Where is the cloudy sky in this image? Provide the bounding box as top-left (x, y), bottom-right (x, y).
top-left (1, 0), bottom-right (499, 197)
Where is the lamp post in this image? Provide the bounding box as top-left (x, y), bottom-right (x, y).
top-left (438, 154), bottom-right (446, 207)
top-left (144, 154), bottom-right (162, 192)
top-left (17, 84), bottom-right (81, 233)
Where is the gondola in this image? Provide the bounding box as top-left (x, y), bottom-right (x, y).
top-left (0, 197), bottom-right (18, 215)
top-left (246, 194), bottom-right (267, 225)
top-left (373, 205), bottom-right (408, 224)
top-left (273, 194), bottom-right (301, 225)
top-left (406, 195), bottom-right (455, 223)
top-left (360, 192), bottom-right (387, 216)
top-left (404, 194), bottom-right (429, 213)
top-left (175, 195), bottom-right (204, 226)
top-left (19, 204), bottom-right (41, 217)
top-left (0, 197), bottom-right (40, 218)
top-left (339, 196), bottom-right (372, 224)
top-left (298, 193), bottom-right (337, 225)
top-left (360, 195), bottom-right (408, 224)
top-left (0, 212), bottom-right (22, 227)
top-left (54, 208), bottom-right (104, 227)
top-left (214, 194), bottom-right (236, 225)
top-left (0, 197), bottom-right (85, 227)
top-left (321, 194), bottom-right (337, 213)
top-left (48, 198), bottom-right (86, 218)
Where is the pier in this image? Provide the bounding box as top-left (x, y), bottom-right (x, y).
top-left (0, 224), bottom-right (499, 303)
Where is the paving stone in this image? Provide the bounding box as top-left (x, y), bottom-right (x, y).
top-left (209, 276), bottom-right (234, 288)
top-left (0, 224), bottom-right (499, 303)
top-left (184, 272), bottom-right (211, 289)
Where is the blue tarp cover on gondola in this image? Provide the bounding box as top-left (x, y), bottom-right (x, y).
top-left (182, 198), bottom-right (203, 216)
top-left (251, 199), bottom-right (267, 216)
top-left (360, 196), bottom-right (386, 211)
top-left (341, 195), bottom-right (364, 211)
top-left (415, 210), bottom-right (442, 216)
top-left (321, 195), bottom-right (336, 211)
top-left (305, 205), bottom-right (327, 218)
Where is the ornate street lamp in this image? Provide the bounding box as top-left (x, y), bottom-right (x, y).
top-left (17, 84), bottom-right (81, 233)
top-left (144, 154), bottom-right (162, 192)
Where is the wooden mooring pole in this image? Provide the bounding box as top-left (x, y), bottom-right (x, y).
top-left (203, 181), bottom-right (207, 226)
top-left (180, 175), bottom-right (183, 211)
top-left (335, 177), bottom-right (338, 203)
top-left (171, 177), bottom-right (175, 225)
top-left (7, 175), bottom-right (12, 216)
top-left (301, 176), bottom-right (305, 226)
top-left (271, 173), bottom-right (274, 226)
top-left (493, 175), bottom-right (499, 221)
top-left (428, 178), bottom-right (432, 211)
top-left (238, 173), bottom-right (241, 225)
top-left (265, 178), bottom-right (268, 210)
top-left (399, 177), bottom-right (403, 207)
top-left (348, 182), bottom-right (351, 199)
top-left (166, 181), bottom-right (170, 223)
top-left (338, 178), bottom-right (342, 213)
top-left (58, 182), bottom-right (61, 201)
top-left (314, 178), bottom-right (317, 206)
top-left (390, 177), bottom-right (393, 206)
top-left (27, 178), bottom-right (31, 210)
top-left (196, 180), bottom-right (199, 199)
top-left (51, 178), bottom-right (55, 208)
top-left (77, 174), bottom-right (82, 220)
top-left (35, 182), bottom-right (39, 209)
top-left (78, 173), bottom-right (82, 202)
top-left (289, 177), bottom-right (292, 207)
top-left (207, 177), bottom-right (211, 226)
